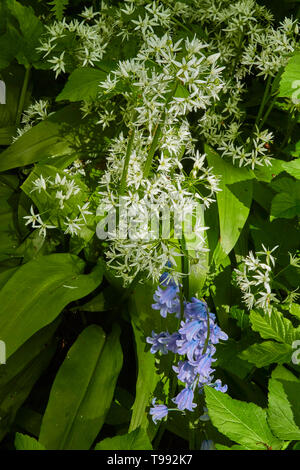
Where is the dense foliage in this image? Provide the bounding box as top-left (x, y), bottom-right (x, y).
top-left (0, 0), bottom-right (300, 451)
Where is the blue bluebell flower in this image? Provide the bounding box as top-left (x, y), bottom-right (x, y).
top-left (200, 439), bottom-right (215, 450)
top-left (146, 331), bottom-right (170, 354)
top-left (148, 269), bottom-right (228, 421)
top-left (173, 361), bottom-right (197, 386)
top-left (213, 379), bottom-right (228, 393)
top-left (149, 399), bottom-right (168, 424)
top-left (152, 284), bottom-right (180, 318)
top-left (172, 387), bottom-right (197, 411)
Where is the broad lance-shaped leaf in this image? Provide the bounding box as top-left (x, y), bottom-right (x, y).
top-left (56, 68), bottom-right (107, 102)
top-left (39, 324), bottom-right (123, 450)
top-left (205, 145), bottom-right (253, 257)
top-left (249, 309), bottom-right (298, 345)
top-left (0, 105), bottom-right (81, 172)
top-left (205, 386), bottom-right (282, 450)
top-left (0, 254), bottom-right (104, 358)
top-left (95, 427), bottom-right (152, 450)
top-left (267, 378), bottom-right (300, 441)
top-left (0, 320), bottom-right (59, 441)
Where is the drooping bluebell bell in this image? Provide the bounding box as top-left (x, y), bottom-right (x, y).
top-left (146, 331), bottom-right (171, 355)
top-left (151, 284), bottom-right (181, 318)
top-left (172, 386), bottom-right (197, 412)
top-left (200, 439), bottom-right (215, 450)
top-left (149, 399), bottom-right (169, 424)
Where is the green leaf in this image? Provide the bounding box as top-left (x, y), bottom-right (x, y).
top-left (57, 68), bottom-right (107, 102)
top-left (0, 320), bottom-right (58, 441)
top-left (239, 341), bottom-right (292, 367)
top-left (39, 324), bottom-right (123, 450)
top-left (290, 303), bottom-right (300, 319)
top-left (271, 181), bottom-right (300, 219)
top-left (128, 282), bottom-right (176, 437)
top-left (268, 378), bottom-right (300, 440)
top-left (6, 0), bottom-right (44, 66)
top-left (279, 51), bottom-right (300, 99)
top-left (48, 0), bottom-right (69, 21)
top-left (205, 146), bottom-right (253, 256)
top-left (281, 159), bottom-right (300, 180)
top-left (0, 254), bottom-right (104, 358)
top-left (95, 427), bottom-right (152, 450)
top-left (205, 386), bottom-right (282, 450)
top-left (249, 309), bottom-right (297, 345)
top-left (0, 105), bottom-right (81, 172)
top-left (15, 433), bottom-right (46, 450)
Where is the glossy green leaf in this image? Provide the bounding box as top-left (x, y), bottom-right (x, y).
top-left (0, 320), bottom-right (59, 441)
top-left (57, 68), bottom-right (107, 102)
top-left (205, 146), bottom-right (253, 256)
top-left (279, 51), bottom-right (300, 99)
top-left (271, 181), bottom-right (300, 219)
top-left (39, 324), bottom-right (123, 450)
top-left (0, 254), bottom-right (104, 358)
top-left (0, 105), bottom-right (81, 172)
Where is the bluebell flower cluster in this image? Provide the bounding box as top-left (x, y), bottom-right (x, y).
top-left (147, 271), bottom-right (228, 423)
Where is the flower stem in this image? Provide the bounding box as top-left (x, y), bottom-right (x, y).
top-left (254, 75), bottom-right (272, 130)
top-left (143, 81), bottom-right (178, 179)
top-left (16, 65), bottom-right (31, 128)
top-left (120, 126), bottom-right (136, 195)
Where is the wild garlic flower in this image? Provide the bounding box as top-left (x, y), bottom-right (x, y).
top-left (234, 245), bottom-right (279, 315)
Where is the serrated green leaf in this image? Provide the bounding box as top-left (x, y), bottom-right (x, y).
top-left (250, 309), bottom-right (297, 344)
top-left (268, 378), bottom-right (300, 440)
top-left (205, 386), bottom-right (282, 450)
top-left (239, 341), bottom-right (292, 367)
top-left (48, 0), bottom-right (69, 21)
top-left (15, 433), bottom-right (46, 450)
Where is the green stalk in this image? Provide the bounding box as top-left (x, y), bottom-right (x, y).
top-left (202, 302), bottom-right (210, 355)
top-left (120, 126), bottom-right (136, 195)
top-left (180, 235), bottom-right (189, 300)
top-left (16, 65), bottom-right (31, 128)
top-left (254, 75), bottom-right (272, 130)
top-left (143, 122), bottom-right (162, 179)
top-left (143, 81), bottom-right (178, 179)
top-left (188, 420), bottom-right (196, 450)
top-left (259, 94), bottom-right (277, 130)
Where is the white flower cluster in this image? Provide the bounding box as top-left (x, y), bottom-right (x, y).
top-left (37, 7), bottom-right (111, 75)
top-left (192, 0), bottom-right (299, 168)
top-left (13, 99), bottom-right (50, 142)
top-left (97, 35), bottom-right (223, 285)
top-left (234, 245), bottom-right (279, 315)
top-left (25, 172), bottom-right (92, 238)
